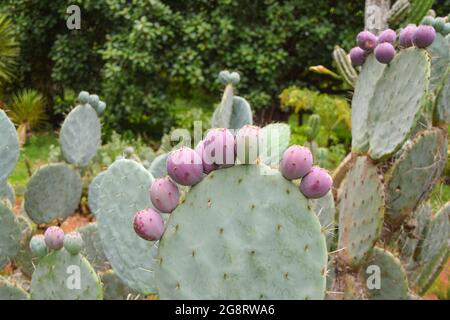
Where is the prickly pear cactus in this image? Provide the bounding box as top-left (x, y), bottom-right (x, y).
top-left (149, 153), bottom-right (169, 179)
top-left (0, 203), bottom-right (21, 268)
top-left (0, 276), bottom-right (29, 300)
top-left (0, 109), bottom-right (19, 183)
top-left (155, 165), bottom-right (328, 299)
top-left (0, 181), bottom-right (15, 207)
top-left (78, 223), bottom-right (110, 272)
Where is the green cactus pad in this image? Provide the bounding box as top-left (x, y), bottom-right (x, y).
top-left (97, 160), bottom-right (158, 294)
top-left (415, 246), bottom-right (449, 295)
top-left (0, 203), bottom-right (21, 268)
top-left (0, 181), bottom-right (15, 206)
top-left (428, 33), bottom-right (450, 93)
top-left (385, 128), bottom-right (447, 225)
top-left (101, 270), bottom-right (139, 300)
top-left (24, 163), bottom-right (82, 224)
top-left (337, 156), bottom-right (384, 267)
top-left (211, 85), bottom-right (252, 130)
top-left (367, 49), bottom-right (430, 160)
top-left (88, 171), bottom-right (106, 216)
top-left (149, 153), bottom-right (168, 179)
top-left (156, 164), bottom-right (327, 299)
top-left (0, 109), bottom-right (19, 182)
top-left (416, 202), bottom-right (449, 265)
top-left (79, 223), bottom-right (110, 272)
top-left (60, 104), bottom-right (101, 167)
top-left (0, 276), bottom-right (29, 300)
top-left (14, 215), bottom-right (35, 277)
top-left (310, 191), bottom-right (336, 251)
top-left (260, 123), bottom-right (291, 166)
top-left (361, 248), bottom-right (409, 300)
top-left (435, 71), bottom-right (450, 124)
top-left (351, 55), bottom-right (386, 153)
top-left (30, 249), bottom-right (102, 300)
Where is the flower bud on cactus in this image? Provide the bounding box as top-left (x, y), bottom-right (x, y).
top-left (218, 70), bottom-right (231, 85)
top-left (280, 145), bottom-right (313, 180)
top-left (357, 31), bottom-right (378, 51)
top-left (30, 235), bottom-right (48, 258)
top-left (377, 29), bottom-right (397, 44)
top-left (195, 141), bottom-right (219, 174)
top-left (235, 125), bottom-right (262, 164)
top-left (96, 101), bottom-right (106, 115)
top-left (167, 147), bottom-right (203, 186)
top-left (133, 208), bottom-right (165, 241)
top-left (150, 177), bottom-right (180, 213)
top-left (299, 166), bottom-right (332, 199)
top-left (400, 25), bottom-right (418, 47)
top-left (78, 91), bottom-right (90, 104)
top-left (413, 25), bottom-right (436, 48)
top-left (88, 94), bottom-right (100, 109)
top-left (203, 128), bottom-right (235, 167)
top-left (375, 43), bottom-right (396, 64)
top-left (229, 72), bottom-right (240, 85)
top-left (63, 232), bottom-right (83, 255)
top-left (44, 226), bottom-right (65, 250)
top-left (432, 17), bottom-right (446, 32)
top-left (123, 146), bottom-right (135, 157)
top-left (421, 16), bottom-right (435, 26)
top-left (350, 47), bottom-right (366, 66)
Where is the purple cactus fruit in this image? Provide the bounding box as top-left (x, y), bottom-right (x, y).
top-left (195, 140), bottom-right (219, 174)
top-left (203, 128), bottom-right (235, 167)
top-left (412, 25), bottom-right (436, 48)
top-left (133, 208), bottom-right (165, 241)
top-left (44, 226), bottom-right (65, 250)
top-left (399, 25), bottom-right (418, 48)
top-left (280, 145), bottom-right (313, 180)
top-left (374, 43), bottom-right (396, 64)
top-left (349, 47), bottom-right (366, 66)
top-left (357, 31), bottom-right (378, 51)
top-left (150, 177), bottom-right (180, 213)
top-left (166, 147), bottom-right (203, 186)
top-left (235, 125), bottom-right (262, 164)
top-left (377, 29), bottom-right (397, 44)
top-left (299, 167), bottom-right (332, 199)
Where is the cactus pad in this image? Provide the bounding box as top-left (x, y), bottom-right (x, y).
top-left (337, 156), bottom-right (384, 267)
top-left (88, 171), bottom-right (106, 216)
top-left (415, 246), bottom-right (449, 295)
top-left (60, 104), bottom-right (101, 167)
top-left (79, 223), bottom-right (110, 272)
top-left (149, 153), bottom-right (168, 179)
top-left (428, 33), bottom-right (450, 93)
top-left (0, 109), bottom-right (19, 182)
top-left (385, 128), bottom-right (447, 225)
top-left (310, 191), bottom-right (336, 251)
top-left (0, 276), bottom-right (29, 300)
top-left (435, 71), bottom-right (450, 124)
top-left (24, 163), bottom-right (82, 224)
top-left (0, 181), bottom-right (15, 206)
top-left (30, 249), bottom-right (102, 300)
top-left (0, 203), bottom-right (21, 268)
top-left (156, 164), bottom-right (327, 299)
top-left (96, 160), bottom-right (158, 294)
top-left (101, 270), bottom-right (139, 300)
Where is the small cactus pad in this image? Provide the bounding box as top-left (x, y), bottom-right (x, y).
top-left (0, 276), bottom-right (29, 300)
top-left (156, 164), bottom-right (327, 299)
top-left (88, 171), bottom-right (106, 216)
top-left (309, 191), bottom-right (336, 251)
top-left (0, 181), bottom-right (15, 206)
top-left (14, 215), bottom-right (35, 277)
top-left (24, 163), bottom-right (82, 224)
top-left (415, 246), bottom-right (449, 295)
top-left (0, 109), bottom-right (19, 182)
top-left (385, 128), bottom-right (447, 225)
top-left (96, 160), bottom-right (158, 294)
top-left (78, 223), bottom-right (110, 272)
top-left (367, 49), bottom-right (430, 160)
top-left (435, 71), bottom-right (450, 124)
top-left (101, 270), bottom-right (139, 300)
top-left (337, 156), bottom-right (384, 267)
top-left (228, 96), bottom-right (253, 129)
top-left (351, 55), bottom-right (386, 153)
top-left (427, 33), bottom-right (450, 93)
top-left (30, 249), bottom-right (102, 300)
top-left (60, 104), bottom-right (101, 167)
top-left (260, 123), bottom-right (291, 166)
top-left (361, 248), bottom-right (409, 300)
top-left (149, 153), bottom-right (169, 179)
top-left (0, 203), bottom-right (21, 268)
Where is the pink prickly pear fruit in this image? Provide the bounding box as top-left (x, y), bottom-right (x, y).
top-left (349, 47), bottom-right (366, 66)
top-left (374, 43), bottom-right (396, 64)
top-left (150, 177), bottom-right (180, 213)
top-left (203, 128), bottom-right (235, 167)
top-left (399, 25), bottom-right (418, 48)
top-left (377, 29), bottom-right (397, 44)
top-left (299, 166), bottom-right (333, 199)
top-left (133, 208), bottom-right (165, 241)
top-left (280, 145), bottom-right (313, 180)
top-left (195, 140), bottom-right (219, 174)
top-left (413, 25), bottom-right (436, 48)
top-left (166, 147), bottom-right (203, 186)
top-left (357, 31), bottom-right (378, 51)
top-left (44, 226), bottom-right (65, 250)
top-left (235, 125), bottom-right (262, 164)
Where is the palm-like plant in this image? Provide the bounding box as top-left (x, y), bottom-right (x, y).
top-left (0, 14), bottom-right (19, 89)
top-left (7, 89), bottom-right (48, 146)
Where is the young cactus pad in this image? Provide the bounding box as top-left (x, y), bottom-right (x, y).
top-left (155, 164), bottom-right (328, 299)
top-left (60, 103), bottom-right (101, 167)
top-left (30, 249), bottom-right (102, 300)
top-left (0, 109), bottom-right (19, 182)
top-left (0, 203), bottom-right (21, 268)
top-left (0, 277), bottom-right (29, 300)
top-left (24, 163), bottom-right (82, 224)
